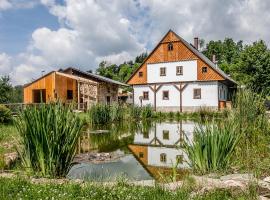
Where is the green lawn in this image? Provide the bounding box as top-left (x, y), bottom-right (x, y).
top-left (0, 124), bottom-right (18, 152)
top-left (0, 177), bottom-right (257, 200)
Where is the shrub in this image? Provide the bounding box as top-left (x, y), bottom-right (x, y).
top-left (0, 105), bottom-right (12, 124)
top-left (15, 103), bottom-right (83, 177)
top-left (141, 105), bottom-right (154, 119)
top-left (184, 121), bottom-right (241, 174)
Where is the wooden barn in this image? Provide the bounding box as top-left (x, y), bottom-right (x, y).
top-left (23, 67), bottom-right (127, 109)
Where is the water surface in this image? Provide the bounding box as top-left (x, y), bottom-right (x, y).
top-left (67, 120), bottom-right (196, 182)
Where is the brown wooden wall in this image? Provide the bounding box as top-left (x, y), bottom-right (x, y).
top-left (55, 73), bottom-right (77, 102)
top-left (23, 72), bottom-right (55, 103)
top-left (127, 31), bottom-right (224, 85)
top-left (128, 144), bottom-right (148, 166)
top-left (24, 72), bottom-right (78, 103)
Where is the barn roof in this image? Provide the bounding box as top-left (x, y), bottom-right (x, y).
top-left (24, 67), bottom-right (129, 88)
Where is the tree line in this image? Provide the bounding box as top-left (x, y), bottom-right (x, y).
top-left (1, 38), bottom-right (270, 104)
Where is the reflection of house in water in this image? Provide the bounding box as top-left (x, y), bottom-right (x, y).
top-left (128, 121), bottom-right (195, 180)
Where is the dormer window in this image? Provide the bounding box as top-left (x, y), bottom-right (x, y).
top-left (160, 67), bottom-right (166, 76)
top-left (139, 71), bottom-right (143, 77)
top-left (168, 42), bottom-right (173, 51)
top-left (202, 67), bottom-right (208, 73)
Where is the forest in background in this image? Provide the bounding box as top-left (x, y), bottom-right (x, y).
top-left (1, 38), bottom-right (270, 103)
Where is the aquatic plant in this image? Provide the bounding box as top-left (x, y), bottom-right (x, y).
top-left (88, 104), bottom-right (111, 124)
top-left (128, 105), bottom-right (142, 119)
top-left (141, 105), bottom-right (154, 119)
top-left (184, 121), bottom-right (240, 174)
top-left (230, 89), bottom-right (270, 174)
top-left (15, 103), bottom-right (83, 177)
top-left (110, 104), bottom-right (125, 122)
top-left (231, 88), bottom-right (268, 141)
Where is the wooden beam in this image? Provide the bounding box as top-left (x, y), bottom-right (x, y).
top-left (180, 83), bottom-right (188, 92)
top-left (179, 83), bottom-right (188, 112)
top-left (173, 84), bottom-right (181, 92)
top-left (156, 84), bottom-right (162, 93)
top-left (149, 85), bottom-right (155, 93)
top-left (77, 82), bottom-right (80, 110)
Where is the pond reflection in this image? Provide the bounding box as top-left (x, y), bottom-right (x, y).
top-left (67, 120), bottom-right (196, 182)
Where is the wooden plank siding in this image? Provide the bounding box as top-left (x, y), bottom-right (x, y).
top-left (24, 72), bottom-right (78, 103)
top-left (127, 30), bottom-right (224, 85)
top-left (55, 73), bottom-right (77, 102)
top-left (23, 72), bottom-right (55, 103)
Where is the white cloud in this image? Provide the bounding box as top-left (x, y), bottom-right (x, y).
top-left (0, 53), bottom-right (11, 75)
top-left (3, 0), bottom-right (270, 85)
top-left (0, 0), bottom-right (12, 10)
top-left (0, 0), bottom-right (38, 10)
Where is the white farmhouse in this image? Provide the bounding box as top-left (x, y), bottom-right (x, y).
top-left (127, 30), bottom-right (237, 112)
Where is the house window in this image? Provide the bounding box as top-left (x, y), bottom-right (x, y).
top-left (67, 90), bottom-right (73, 100)
top-left (107, 87), bottom-right (110, 93)
top-left (160, 153), bottom-right (167, 163)
top-left (163, 91), bottom-right (169, 100)
top-left (163, 130), bottom-right (169, 140)
top-left (160, 67), bottom-right (166, 76)
top-left (176, 155), bottom-right (183, 164)
top-left (143, 91), bottom-right (149, 100)
top-left (193, 88), bottom-right (201, 99)
top-left (176, 66), bottom-right (183, 75)
top-left (139, 71), bottom-right (143, 77)
top-left (168, 42), bottom-right (173, 51)
top-left (139, 152), bottom-right (144, 158)
top-left (143, 131), bottom-right (149, 138)
top-left (202, 67), bottom-right (208, 73)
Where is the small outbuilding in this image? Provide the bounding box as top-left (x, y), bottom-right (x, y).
top-left (23, 67), bottom-right (128, 109)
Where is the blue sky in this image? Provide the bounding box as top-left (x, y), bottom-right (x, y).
top-left (0, 0), bottom-right (270, 85)
top-left (0, 4), bottom-right (59, 55)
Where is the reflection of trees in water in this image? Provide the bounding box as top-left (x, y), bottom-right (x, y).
top-left (78, 121), bottom-right (140, 153)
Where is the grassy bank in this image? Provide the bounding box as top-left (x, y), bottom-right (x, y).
top-left (0, 177), bottom-right (258, 200)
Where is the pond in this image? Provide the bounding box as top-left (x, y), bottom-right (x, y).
top-left (67, 120), bottom-right (196, 182)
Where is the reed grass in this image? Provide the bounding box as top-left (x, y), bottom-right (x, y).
top-left (184, 121), bottom-right (241, 174)
top-left (15, 103), bottom-right (83, 177)
top-left (141, 105), bottom-right (154, 119)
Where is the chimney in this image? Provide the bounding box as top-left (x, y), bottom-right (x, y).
top-left (194, 37), bottom-right (199, 50)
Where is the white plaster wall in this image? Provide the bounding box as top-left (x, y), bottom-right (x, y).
top-left (133, 128), bottom-right (155, 144)
top-left (148, 147), bottom-right (189, 168)
top-left (133, 121), bottom-right (195, 145)
top-left (147, 60), bottom-right (197, 83)
top-left (133, 85), bottom-right (154, 106)
top-left (218, 82), bottom-right (228, 101)
top-left (133, 82), bottom-right (219, 108)
top-left (182, 82), bottom-right (219, 107)
top-left (156, 84), bottom-right (180, 107)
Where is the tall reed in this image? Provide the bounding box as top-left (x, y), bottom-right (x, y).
top-left (128, 105), bottom-right (142, 119)
top-left (15, 103), bottom-right (83, 177)
top-left (231, 89), bottom-right (268, 141)
top-left (184, 121), bottom-right (240, 174)
top-left (141, 105), bottom-right (154, 119)
top-left (88, 104), bottom-right (111, 124)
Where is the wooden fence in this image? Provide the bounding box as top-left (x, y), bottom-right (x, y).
top-left (1, 103), bottom-right (88, 115)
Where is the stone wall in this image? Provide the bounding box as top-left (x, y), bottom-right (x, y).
top-left (97, 82), bottom-right (119, 104)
